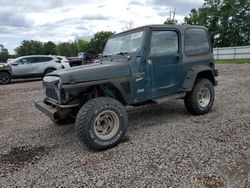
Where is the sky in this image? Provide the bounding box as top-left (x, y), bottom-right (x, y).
top-left (0, 0), bottom-right (204, 54)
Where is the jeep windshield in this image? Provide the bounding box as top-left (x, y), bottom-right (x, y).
top-left (103, 30), bottom-right (145, 56)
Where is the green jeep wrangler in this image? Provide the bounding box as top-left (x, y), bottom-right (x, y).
top-left (35, 25), bottom-right (218, 150)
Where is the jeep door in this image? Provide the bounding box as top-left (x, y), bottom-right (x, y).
top-left (148, 29), bottom-right (183, 98)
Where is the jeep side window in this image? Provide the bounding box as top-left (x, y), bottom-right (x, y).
top-left (150, 31), bottom-right (178, 56)
top-left (185, 29), bottom-right (210, 56)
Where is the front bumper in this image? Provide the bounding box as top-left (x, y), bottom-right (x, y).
top-left (214, 69), bottom-right (218, 86)
top-left (214, 69), bottom-right (218, 77)
top-left (34, 101), bottom-right (58, 121)
top-left (34, 99), bottom-right (79, 121)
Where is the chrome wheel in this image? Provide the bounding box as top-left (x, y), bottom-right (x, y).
top-left (94, 110), bottom-right (119, 140)
top-left (198, 87), bottom-right (211, 108)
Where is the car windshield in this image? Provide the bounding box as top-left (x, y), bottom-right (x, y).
top-left (103, 30), bottom-right (145, 56)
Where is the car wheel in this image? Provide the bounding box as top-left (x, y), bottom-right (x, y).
top-left (44, 68), bottom-right (56, 76)
top-left (75, 97), bottom-right (128, 151)
top-left (0, 72), bottom-right (11, 85)
top-left (184, 78), bottom-right (215, 115)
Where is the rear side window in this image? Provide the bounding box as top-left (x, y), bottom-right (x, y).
top-left (31, 57), bottom-right (53, 63)
top-left (43, 57), bottom-right (53, 62)
top-left (151, 30), bottom-right (179, 56)
top-left (185, 29), bottom-right (210, 56)
top-left (31, 57), bottom-right (43, 63)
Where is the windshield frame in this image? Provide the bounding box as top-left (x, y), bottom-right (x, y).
top-left (102, 29), bottom-right (147, 57)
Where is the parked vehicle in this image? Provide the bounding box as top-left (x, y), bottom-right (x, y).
top-left (7, 58), bottom-right (14, 63)
top-left (55, 56), bottom-right (70, 68)
top-left (67, 52), bottom-right (95, 67)
top-left (0, 55), bottom-right (65, 84)
top-left (35, 24), bottom-right (218, 151)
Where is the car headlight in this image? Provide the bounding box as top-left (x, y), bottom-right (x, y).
top-left (43, 76), bottom-right (61, 101)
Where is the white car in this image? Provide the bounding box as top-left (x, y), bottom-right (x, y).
top-left (55, 56), bottom-right (70, 68)
top-left (0, 55), bottom-right (66, 84)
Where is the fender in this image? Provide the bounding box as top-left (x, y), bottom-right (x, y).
top-left (0, 64), bottom-right (13, 78)
top-left (182, 65), bottom-right (216, 92)
top-left (61, 76), bottom-right (132, 105)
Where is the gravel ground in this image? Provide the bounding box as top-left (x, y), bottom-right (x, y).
top-left (0, 64), bottom-right (249, 187)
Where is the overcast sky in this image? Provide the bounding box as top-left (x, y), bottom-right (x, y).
top-left (0, 0), bottom-right (204, 53)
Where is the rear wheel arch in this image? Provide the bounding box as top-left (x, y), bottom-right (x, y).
top-left (196, 70), bottom-right (216, 85)
top-left (44, 68), bottom-right (56, 76)
top-left (182, 66), bottom-right (216, 91)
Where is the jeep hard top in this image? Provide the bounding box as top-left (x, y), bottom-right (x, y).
top-left (35, 24), bottom-right (218, 150)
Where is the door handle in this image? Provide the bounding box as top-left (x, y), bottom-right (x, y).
top-left (174, 55), bottom-right (181, 63)
top-left (134, 72), bottom-right (145, 78)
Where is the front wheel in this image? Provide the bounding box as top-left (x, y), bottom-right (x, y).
top-left (0, 72), bottom-right (11, 85)
top-left (75, 97), bottom-right (128, 151)
top-left (184, 79), bottom-right (215, 115)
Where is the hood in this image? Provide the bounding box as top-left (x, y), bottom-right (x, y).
top-left (48, 60), bottom-right (131, 84)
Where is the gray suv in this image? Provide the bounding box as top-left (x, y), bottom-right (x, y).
top-left (0, 55), bottom-right (66, 84)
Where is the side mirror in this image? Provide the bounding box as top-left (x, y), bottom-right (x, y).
top-left (12, 62), bottom-right (19, 66)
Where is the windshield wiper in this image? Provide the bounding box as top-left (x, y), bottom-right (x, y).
top-left (102, 54), bottom-right (111, 58)
top-left (101, 54), bottom-right (113, 62)
top-left (116, 52), bottom-right (128, 55)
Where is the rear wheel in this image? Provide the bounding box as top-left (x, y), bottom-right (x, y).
top-left (75, 97), bottom-right (128, 151)
top-left (0, 72), bottom-right (11, 85)
top-left (184, 79), bottom-right (215, 115)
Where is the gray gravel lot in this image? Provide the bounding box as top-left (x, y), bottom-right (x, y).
top-left (0, 64), bottom-right (249, 187)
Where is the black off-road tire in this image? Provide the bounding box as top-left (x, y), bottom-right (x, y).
top-left (44, 68), bottom-right (56, 76)
top-left (0, 71), bottom-right (11, 85)
top-left (184, 79), bottom-right (215, 115)
top-left (75, 97), bottom-right (128, 151)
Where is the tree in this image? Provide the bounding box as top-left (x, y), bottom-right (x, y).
top-left (76, 40), bottom-right (89, 53)
top-left (43, 41), bottom-right (57, 55)
top-left (56, 42), bottom-right (78, 57)
top-left (15, 40), bottom-right (44, 56)
top-left (184, 0), bottom-right (250, 47)
top-left (0, 44), bottom-right (9, 62)
top-left (88, 31), bottom-right (114, 54)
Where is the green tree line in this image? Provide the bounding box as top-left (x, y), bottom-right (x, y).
top-left (184, 0), bottom-right (250, 47)
top-left (0, 31), bottom-right (113, 62)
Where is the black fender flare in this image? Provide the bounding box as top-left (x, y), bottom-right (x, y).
top-left (182, 65), bottom-right (216, 92)
top-left (62, 77), bottom-right (131, 105)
